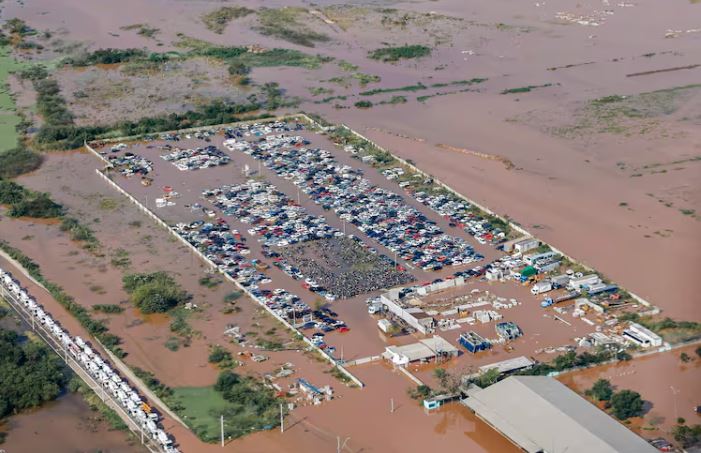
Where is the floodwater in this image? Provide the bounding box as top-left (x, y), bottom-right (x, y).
top-left (1, 393), bottom-right (142, 453)
top-left (559, 343), bottom-right (701, 442)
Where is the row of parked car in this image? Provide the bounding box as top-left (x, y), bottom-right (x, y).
top-left (172, 220), bottom-right (348, 334)
top-left (412, 192), bottom-right (505, 245)
top-left (223, 129), bottom-right (482, 271)
top-left (107, 152), bottom-right (153, 176)
top-left (203, 180), bottom-right (339, 248)
top-left (0, 268), bottom-right (178, 453)
top-left (160, 145), bottom-right (230, 171)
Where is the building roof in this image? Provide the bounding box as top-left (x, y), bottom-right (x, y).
top-left (463, 376), bottom-right (657, 453)
top-left (386, 342), bottom-right (435, 362)
top-left (420, 336), bottom-right (459, 355)
top-left (478, 356), bottom-right (534, 374)
top-left (385, 336), bottom-right (458, 362)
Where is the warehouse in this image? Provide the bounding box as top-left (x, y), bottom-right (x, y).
top-left (463, 376), bottom-right (658, 453)
top-left (384, 336), bottom-right (458, 366)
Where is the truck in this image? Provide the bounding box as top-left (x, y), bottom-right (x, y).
top-left (368, 300), bottom-right (384, 314)
top-left (530, 281), bottom-right (553, 295)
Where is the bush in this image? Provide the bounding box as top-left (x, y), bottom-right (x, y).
top-left (610, 390), bottom-right (643, 420)
top-left (208, 345), bottom-right (232, 364)
top-left (672, 423), bottom-right (701, 448)
top-left (354, 100), bottom-right (373, 109)
top-left (93, 304), bottom-right (124, 314)
top-left (122, 272), bottom-right (190, 313)
top-left (0, 147), bottom-right (43, 178)
top-left (586, 379), bottom-right (613, 402)
top-left (407, 384), bottom-right (432, 400)
top-left (66, 48), bottom-right (147, 66)
top-left (368, 45), bottom-right (431, 62)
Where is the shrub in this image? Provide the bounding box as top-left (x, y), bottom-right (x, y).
top-left (208, 345), bottom-right (232, 364)
top-left (586, 379), bottom-right (613, 401)
top-left (0, 329), bottom-right (67, 420)
top-left (0, 147), bottom-right (43, 178)
top-left (610, 390), bottom-right (643, 420)
top-left (93, 304), bottom-right (124, 314)
top-left (354, 100), bottom-right (373, 109)
top-left (122, 272), bottom-right (190, 313)
top-left (368, 45), bottom-right (431, 62)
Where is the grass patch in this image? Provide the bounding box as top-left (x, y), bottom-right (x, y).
top-left (360, 83), bottom-right (427, 96)
top-left (368, 45), bottom-right (431, 62)
top-left (172, 371), bottom-right (283, 442)
top-left (501, 83), bottom-right (553, 94)
top-left (256, 7), bottom-right (330, 47)
top-left (202, 6), bottom-right (255, 34)
top-left (120, 24), bottom-right (160, 39)
top-left (110, 248), bottom-right (130, 268)
top-left (93, 304), bottom-right (124, 314)
top-left (378, 95), bottom-right (407, 105)
top-left (123, 272), bottom-right (190, 314)
top-left (198, 275), bottom-right (222, 289)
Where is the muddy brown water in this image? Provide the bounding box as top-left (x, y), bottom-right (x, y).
top-left (1, 393), bottom-right (142, 453)
top-left (559, 344), bottom-right (701, 443)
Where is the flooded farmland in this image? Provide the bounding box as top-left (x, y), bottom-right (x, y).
top-left (1, 0), bottom-right (700, 451)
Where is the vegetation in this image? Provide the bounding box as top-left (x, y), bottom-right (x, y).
top-left (0, 147), bottom-right (43, 179)
top-left (120, 24), bottom-right (160, 39)
top-left (368, 45), bottom-right (431, 62)
top-left (122, 272), bottom-right (190, 314)
top-left (518, 349), bottom-right (620, 376)
top-left (407, 384), bottom-right (432, 400)
top-left (68, 377), bottom-right (127, 431)
top-left (0, 329), bottom-right (68, 420)
top-left (0, 179), bottom-right (62, 218)
top-left (208, 345), bottom-right (233, 364)
top-left (379, 95), bottom-right (407, 105)
top-left (585, 378), bottom-right (613, 401)
top-left (360, 83), bottom-right (427, 96)
top-left (92, 304), bottom-right (124, 314)
top-left (618, 313), bottom-right (701, 343)
top-left (202, 6), bottom-right (254, 34)
top-left (672, 422), bottom-right (701, 448)
top-left (0, 241), bottom-right (125, 358)
top-left (256, 7), bottom-right (330, 47)
top-left (610, 389), bottom-right (644, 420)
top-left (501, 83), bottom-right (553, 95)
top-left (172, 371), bottom-right (282, 442)
top-left (60, 217), bottom-right (99, 249)
top-left (65, 48), bottom-right (148, 66)
top-left (224, 291), bottom-right (243, 303)
top-left (354, 100), bottom-right (373, 109)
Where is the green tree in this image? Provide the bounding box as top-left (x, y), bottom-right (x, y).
top-left (610, 390), bottom-right (644, 420)
top-left (672, 423), bottom-right (701, 448)
top-left (122, 272), bottom-right (190, 313)
top-left (680, 352), bottom-right (691, 363)
top-left (586, 379), bottom-right (613, 402)
top-left (477, 368), bottom-right (500, 388)
top-left (0, 329), bottom-right (67, 420)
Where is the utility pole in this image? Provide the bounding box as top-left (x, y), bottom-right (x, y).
top-left (220, 415), bottom-right (224, 447)
top-left (391, 398), bottom-right (394, 413)
top-left (671, 386), bottom-right (679, 420)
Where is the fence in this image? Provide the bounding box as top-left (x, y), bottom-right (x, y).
top-left (92, 168), bottom-right (364, 388)
top-left (308, 120), bottom-right (655, 310)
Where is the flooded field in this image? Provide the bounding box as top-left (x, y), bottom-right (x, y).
top-left (2, 0), bottom-right (700, 451)
top-left (1, 392), bottom-right (142, 453)
top-left (559, 343), bottom-right (701, 443)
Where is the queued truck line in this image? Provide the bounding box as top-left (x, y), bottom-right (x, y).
top-left (0, 266), bottom-right (180, 453)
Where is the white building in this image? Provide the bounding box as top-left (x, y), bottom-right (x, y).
top-left (568, 274), bottom-right (601, 290)
top-left (384, 336), bottom-right (459, 366)
top-left (623, 322), bottom-right (662, 348)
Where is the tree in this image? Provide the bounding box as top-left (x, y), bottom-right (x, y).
top-left (680, 352), bottom-right (691, 363)
top-left (610, 390), bottom-right (643, 420)
top-left (672, 423), bottom-right (701, 448)
top-left (0, 329), bottom-right (67, 420)
top-left (477, 368), bottom-right (500, 388)
top-left (586, 379), bottom-right (613, 402)
top-left (434, 368), bottom-right (449, 389)
top-left (122, 272), bottom-right (190, 313)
